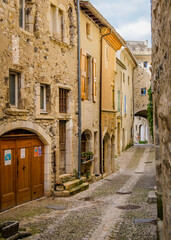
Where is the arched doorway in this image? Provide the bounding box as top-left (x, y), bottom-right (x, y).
top-left (0, 129), bottom-right (44, 211)
top-left (81, 129), bottom-right (92, 153)
top-left (139, 125), bottom-right (145, 141)
top-left (103, 132), bottom-right (110, 173)
top-left (111, 135), bottom-right (115, 173)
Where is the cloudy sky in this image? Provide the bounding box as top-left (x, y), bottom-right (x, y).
top-left (90, 0), bottom-right (151, 46)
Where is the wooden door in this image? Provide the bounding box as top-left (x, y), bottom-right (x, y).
top-left (0, 136), bottom-right (44, 211)
top-left (16, 139), bottom-right (31, 205)
top-left (59, 121), bottom-right (66, 174)
top-left (31, 138), bottom-right (44, 200)
top-left (0, 140), bottom-right (16, 211)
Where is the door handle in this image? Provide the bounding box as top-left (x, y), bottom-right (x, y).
top-left (22, 165), bottom-right (26, 170)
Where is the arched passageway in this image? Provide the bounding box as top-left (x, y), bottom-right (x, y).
top-left (103, 132), bottom-right (110, 173)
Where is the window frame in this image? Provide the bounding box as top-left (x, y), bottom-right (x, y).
top-left (118, 90), bottom-right (120, 112)
top-left (19, 0), bottom-right (26, 30)
top-left (124, 95), bottom-right (127, 114)
top-left (144, 61), bottom-right (148, 68)
top-left (50, 4), bottom-right (64, 41)
top-left (141, 88), bottom-right (146, 95)
top-left (59, 88), bottom-right (68, 113)
top-left (9, 72), bottom-right (19, 107)
top-left (50, 4), bottom-right (56, 37)
top-left (40, 84), bottom-right (47, 112)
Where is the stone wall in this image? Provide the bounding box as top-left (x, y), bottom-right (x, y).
top-left (134, 65), bottom-right (151, 116)
top-left (0, 0), bottom-right (78, 192)
top-left (152, 0), bottom-right (171, 239)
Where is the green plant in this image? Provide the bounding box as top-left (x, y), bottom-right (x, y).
top-left (73, 169), bottom-right (78, 178)
top-left (86, 151), bottom-right (93, 156)
top-left (125, 143), bottom-right (133, 150)
top-left (147, 86), bottom-right (153, 139)
top-left (85, 171), bottom-right (91, 179)
top-left (139, 140), bottom-right (148, 144)
top-left (81, 152), bottom-right (87, 158)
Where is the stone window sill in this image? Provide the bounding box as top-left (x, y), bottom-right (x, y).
top-left (35, 114), bottom-right (54, 120)
top-left (5, 108), bottom-right (29, 116)
top-left (50, 36), bottom-right (69, 47)
top-left (20, 28), bottom-right (34, 37)
top-left (58, 113), bottom-right (72, 120)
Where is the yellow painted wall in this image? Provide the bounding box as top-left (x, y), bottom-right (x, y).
top-left (80, 11), bottom-right (101, 174)
top-left (102, 39), bottom-right (116, 111)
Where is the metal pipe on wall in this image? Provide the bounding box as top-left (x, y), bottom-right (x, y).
top-left (77, 0), bottom-right (81, 179)
top-left (99, 29), bottom-right (111, 174)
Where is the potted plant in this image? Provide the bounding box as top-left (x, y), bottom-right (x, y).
top-left (86, 151), bottom-right (93, 160)
top-left (81, 152), bottom-right (87, 162)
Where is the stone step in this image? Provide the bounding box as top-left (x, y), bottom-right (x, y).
top-left (59, 174), bottom-right (76, 183)
top-left (69, 183), bottom-right (89, 196)
top-left (63, 179), bottom-right (83, 190)
top-left (148, 191), bottom-right (157, 203)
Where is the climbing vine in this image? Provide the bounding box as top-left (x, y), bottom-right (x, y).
top-left (147, 86), bottom-right (153, 139)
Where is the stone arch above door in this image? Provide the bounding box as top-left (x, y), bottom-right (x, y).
top-left (0, 121), bottom-right (52, 193)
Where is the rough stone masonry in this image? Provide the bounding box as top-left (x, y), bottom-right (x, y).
top-left (152, 0), bottom-right (171, 239)
top-left (0, 0), bottom-right (78, 193)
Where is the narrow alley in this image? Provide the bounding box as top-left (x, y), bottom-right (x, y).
top-left (0, 145), bottom-right (157, 240)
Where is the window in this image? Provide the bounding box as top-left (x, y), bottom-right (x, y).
top-left (59, 88), bottom-right (68, 113)
top-left (86, 22), bottom-right (90, 37)
top-left (50, 4), bottom-right (56, 37)
top-left (124, 95), bottom-right (126, 114)
top-left (58, 9), bottom-right (64, 41)
top-left (141, 88), bottom-right (146, 95)
top-left (118, 90), bottom-right (120, 112)
top-left (50, 5), bottom-right (64, 41)
top-left (19, 0), bottom-right (25, 29)
top-left (128, 76), bottom-right (130, 85)
top-left (40, 84), bottom-right (51, 112)
top-left (123, 72), bottom-right (125, 83)
top-left (144, 61), bottom-right (148, 68)
top-left (9, 72), bottom-right (20, 107)
top-left (81, 49), bottom-right (96, 102)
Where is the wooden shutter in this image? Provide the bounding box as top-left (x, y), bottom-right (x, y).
top-left (81, 49), bottom-right (87, 100)
top-left (92, 57), bottom-right (97, 102)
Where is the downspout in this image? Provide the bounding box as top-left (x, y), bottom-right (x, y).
top-left (132, 65), bottom-right (136, 144)
top-left (99, 29), bottom-right (111, 174)
top-left (77, 0), bottom-right (81, 179)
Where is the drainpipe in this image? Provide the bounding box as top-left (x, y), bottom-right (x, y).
top-left (77, 0), bottom-right (81, 179)
top-left (132, 65), bottom-right (136, 144)
top-left (100, 29), bottom-right (111, 175)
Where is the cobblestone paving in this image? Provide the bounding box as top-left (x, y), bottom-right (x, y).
top-left (0, 145), bottom-right (157, 240)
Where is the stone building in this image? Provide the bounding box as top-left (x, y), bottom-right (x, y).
top-left (127, 41), bottom-right (152, 144)
top-left (115, 47), bottom-right (137, 154)
top-left (152, 0), bottom-right (171, 239)
top-left (0, 0), bottom-right (78, 211)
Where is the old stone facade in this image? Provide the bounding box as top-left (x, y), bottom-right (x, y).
top-left (0, 0), bottom-right (78, 210)
top-left (152, 1), bottom-right (171, 239)
top-left (127, 41), bottom-right (152, 144)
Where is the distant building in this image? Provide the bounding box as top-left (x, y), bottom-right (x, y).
top-left (116, 47), bottom-right (137, 153)
top-left (127, 41), bottom-right (152, 144)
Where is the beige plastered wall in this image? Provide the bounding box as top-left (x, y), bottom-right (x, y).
top-left (80, 11), bottom-right (100, 174)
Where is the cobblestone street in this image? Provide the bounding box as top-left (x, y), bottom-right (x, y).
top-left (0, 145), bottom-right (157, 240)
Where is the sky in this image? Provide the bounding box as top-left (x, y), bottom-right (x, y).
top-left (90, 0), bottom-right (151, 46)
